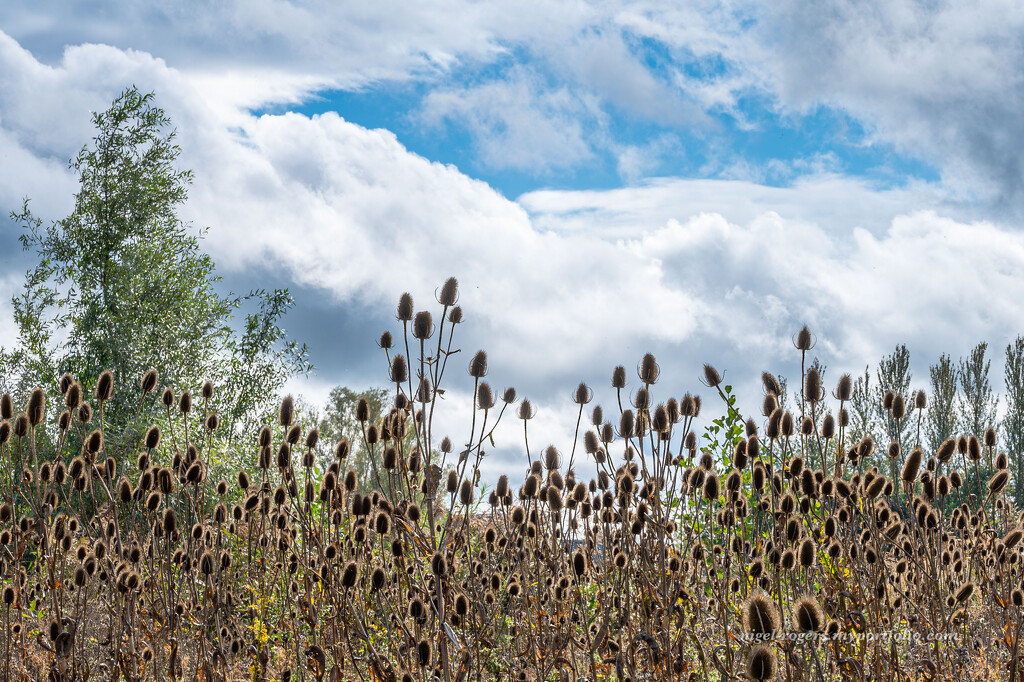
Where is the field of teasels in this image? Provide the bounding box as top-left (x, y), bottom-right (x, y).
top-left (1, 278), bottom-right (1024, 682)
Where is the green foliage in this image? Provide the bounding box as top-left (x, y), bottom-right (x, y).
top-left (846, 366), bottom-right (876, 449)
top-left (1004, 337), bottom-right (1024, 506)
top-left (926, 353), bottom-right (959, 454)
top-left (703, 383), bottom-right (745, 466)
top-left (958, 341), bottom-right (998, 441)
top-left (316, 385), bottom-right (390, 493)
top-left (1, 86), bottom-right (310, 456)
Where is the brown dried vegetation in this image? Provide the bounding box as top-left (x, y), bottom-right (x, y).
top-left (0, 279), bottom-right (1022, 681)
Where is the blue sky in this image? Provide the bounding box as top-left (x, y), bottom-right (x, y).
top-left (0, 1), bottom-right (1023, 479)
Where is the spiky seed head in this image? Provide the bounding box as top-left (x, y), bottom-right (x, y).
top-left (799, 539), bottom-right (815, 567)
top-left (27, 388), bottom-right (45, 427)
top-left (162, 508), bottom-right (177, 534)
top-left (804, 368), bottom-right (822, 403)
top-left (417, 639), bottom-right (432, 666)
top-left (341, 561), bottom-right (358, 588)
top-left (989, 470), bottom-right (1010, 495)
top-left (140, 368), bottom-right (158, 394)
top-left (395, 293), bottom-right (414, 321)
top-left (477, 382), bottom-right (494, 410)
top-left (459, 479), bottom-right (474, 506)
top-left (544, 446), bottom-right (560, 470)
top-left (412, 311), bottom-right (433, 340)
top-left (742, 592), bottom-right (780, 637)
top-left (205, 413), bottom-right (219, 431)
top-left (574, 382), bottom-right (592, 405)
top-left (968, 435), bottom-right (982, 460)
top-left (937, 438), bottom-right (955, 463)
top-left (388, 354), bottom-right (408, 384)
top-left (703, 474), bottom-right (720, 502)
top-left (95, 370), bottom-right (114, 402)
top-left (793, 595), bottom-right (824, 632)
top-left (611, 366), bottom-right (627, 389)
top-left (1004, 529), bottom-right (1023, 549)
top-left (821, 414), bottom-right (835, 440)
top-left (891, 393), bottom-right (906, 420)
top-left (639, 353), bottom-right (659, 384)
top-left (85, 429), bottom-right (103, 455)
top-left (835, 374), bottom-right (852, 401)
top-left (914, 390), bottom-right (927, 410)
top-left (780, 412), bottom-right (794, 437)
top-left (12, 413), bottom-right (28, 438)
top-left (954, 582), bottom-right (975, 603)
top-left (437, 277), bottom-right (459, 306)
top-left (985, 427), bottom-right (997, 448)
top-left (703, 364), bottom-right (722, 387)
top-left (901, 447), bottom-right (923, 483)
top-left (431, 551), bottom-right (448, 577)
top-left (747, 646), bottom-right (777, 680)
top-left (469, 350), bottom-right (488, 379)
top-left (795, 326), bottom-right (812, 351)
top-left (274, 395), bottom-right (293, 426)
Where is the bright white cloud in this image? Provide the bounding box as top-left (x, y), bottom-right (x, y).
top-left (3, 28), bottom-right (1024, 477)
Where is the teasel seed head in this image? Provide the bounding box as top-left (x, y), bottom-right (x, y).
top-left (611, 366), bottom-right (627, 389)
top-left (638, 353), bottom-right (660, 384)
top-left (702, 364), bottom-right (722, 387)
top-left (780, 412), bottom-right (794, 437)
top-left (804, 367), bottom-right (822, 403)
top-left (901, 447), bottom-right (923, 483)
top-left (469, 350), bottom-right (488, 379)
top-left (162, 508), bottom-right (177, 534)
top-left (988, 470), bottom-right (1010, 495)
top-left (799, 538), bottom-right (815, 567)
top-left (460, 479), bottom-right (474, 506)
top-left (431, 551), bottom-right (448, 577)
top-left (996, 451), bottom-right (1008, 470)
top-left (140, 368), bottom-right (158, 395)
top-left (741, 591), bottom-right (780, 637)
top-left (27, 388), bottom-right (45, 427)
top-left (793, 595), bottom-right (824, 632)
top-left (747, 645), bottom-right (777, 681)
top-left (12, 413), bottom-right (28, 438)
top-left (821, 413), bottom-right (835, 440)
top-left (417, 639), bottom-right (432, 667)
top-left (395, 293), bottom-right (414, 322)
top-left (178, 390), bottom-right (192, 415)
top-left (985, 427), bottom-right (997, 448)
top-left (937, 438), bottom-right (955, 463)
top-left (795, 325), bottom-right (813, 351)
top-left (703, 473), bottom-right (720, 502)
top-left (413, 311), bottom-right (433, 340)
top-left (341, 561), bottom-right (358, 588)
top-left (95, 370), bottom-right (113, 403)
top-left (968, 435), bottom-right (981, 460)
top-left (279, 395), bottom-right (294, 426)
top-left (954, 582), bottom-right (975, 604)
top-left (389, 355), bottom-right (407, 383)
top-left (914, 389), bottom-right (927, 411)
top-left (891, 393), bottom-right (906, 420)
